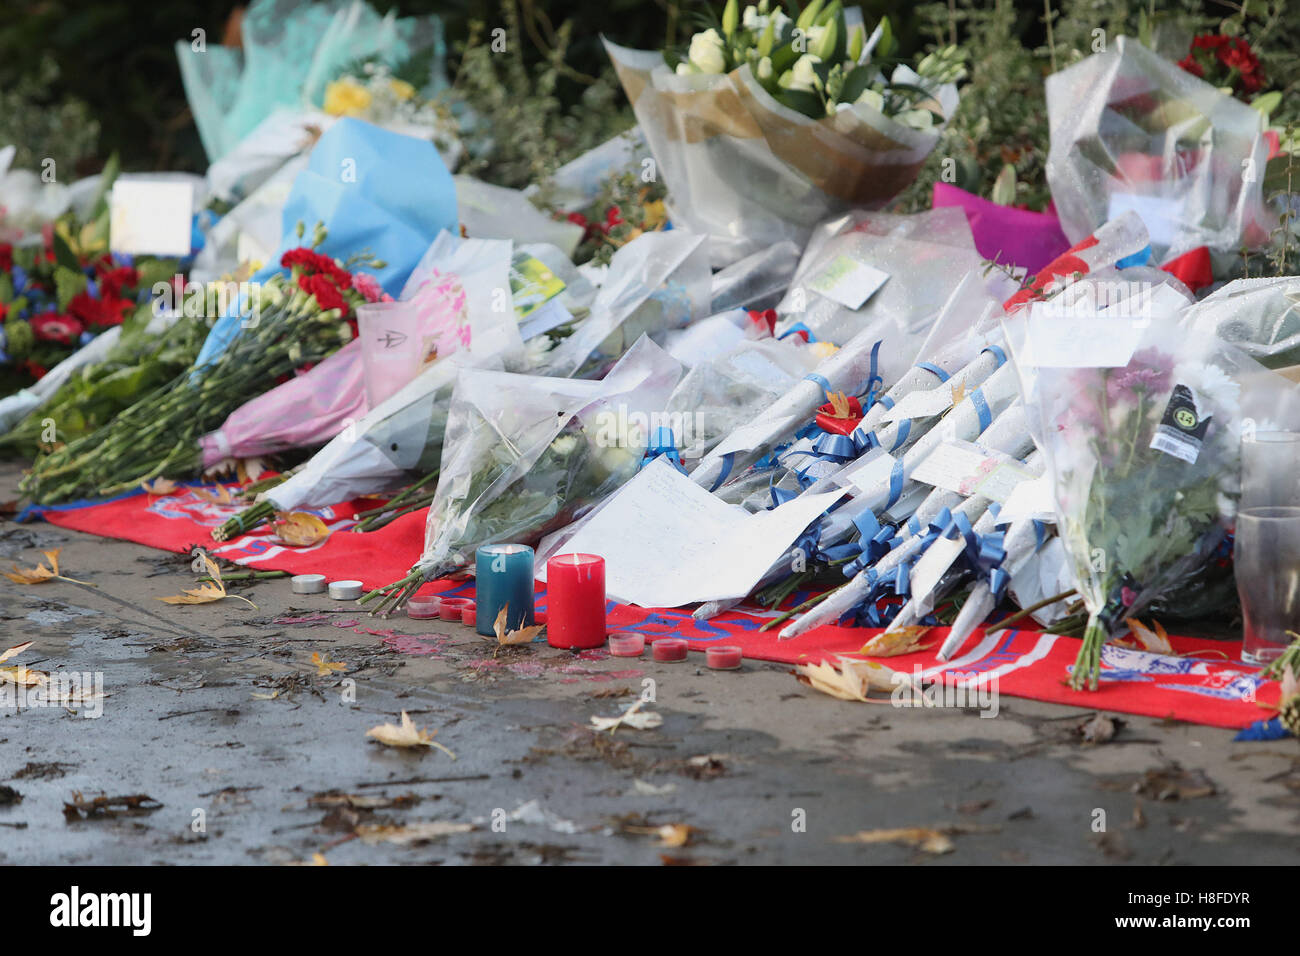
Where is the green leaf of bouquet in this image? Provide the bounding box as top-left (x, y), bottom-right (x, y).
top-left (773, 87), bottom-right (826, 118)
top-left (52, 231), bottom-right (79, 271)
top-left (89, 151), bottom-right (121, 221)
top-left (1250, 90), bottom-right (1282, 120)
top-left (54, 265), bottom-right (87, 311)
top-left (991, 164), bottom-right (1018, 205)
top-left (839, 63), bottom-right (875, 104)
top-left (796, 0), bottom-right (824, 31)
top-left (662, 48), bottom-right (682, 72)
top-left (769, 42), bottom-right (801, 74)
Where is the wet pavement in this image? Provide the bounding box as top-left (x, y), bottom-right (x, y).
top-left (2, 463), bottom-right (1299, 865)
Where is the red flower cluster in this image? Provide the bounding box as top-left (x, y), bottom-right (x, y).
top-left (566, 205), bottom-right (626, 245)
top-left (281, 246), bottom-right (356, 316)
top-left (1178, 34), bottom-right (1264, 96)
top-left (69, 290), bottom-right (132, 329)
top-left (0, 243), bottom-right (12, 273)
top-left (30, 313), bottom-right (85, 345)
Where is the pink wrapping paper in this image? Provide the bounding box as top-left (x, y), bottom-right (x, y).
top-left (932, 182), bottom-right (1070, 275)
top-left (199, 339), bottom-right (367, 467)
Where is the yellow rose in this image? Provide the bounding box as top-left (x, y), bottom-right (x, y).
top-left (323, 78), bottom-right (372, 117)
top-left (388, 78), bottom-right (416, 101)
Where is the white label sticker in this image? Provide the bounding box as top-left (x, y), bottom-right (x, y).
top-left (808, 254), bottom-right (889, 310)
top-left (110, 180), bottom-right (194, 256)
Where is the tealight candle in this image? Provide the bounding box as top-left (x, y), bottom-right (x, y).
top-left (706, 645), bottom-right (743, 670)
top-left (439, 597), bottom-right (472, 622)
top-left (475, 544), bottom-right (535, 637)
top-left (608, 632), bottom-right (645, 657)
top-left (651, 637), bottom-right (688, 662)
top-left (407, 595), bottom-right (441, 619)
top-left (461, 607), bottom-right (477, 628)
top-left (545, 553), bottom-right (606, 649)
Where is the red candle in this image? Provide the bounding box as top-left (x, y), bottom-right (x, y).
top-left (652, 637), bottom-right (688, 662)
top-left (608, 632), bottom-right (645, 657)
top-left (706, 645), bottom-right (742, 670)
top-left (545, 553), bottom-right (606, 649)
top-left (439, 598), bottom-right (471, 622)
top-left (461, 607), bottom-right (477, 628)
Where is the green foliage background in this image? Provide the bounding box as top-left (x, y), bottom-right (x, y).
top-left (1, 0), bottom-right (1296, 208)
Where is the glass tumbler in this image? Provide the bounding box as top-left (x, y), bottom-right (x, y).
top-left (1235, 506), bottom-right (1300, 664)
top-left (1241, 431), bottom-right (1300, 511)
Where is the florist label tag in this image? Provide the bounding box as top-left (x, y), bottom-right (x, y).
top-left (110, 179), bottom-right (193, 257)
top-left (1149, 384), bottom-right (1211, 464)
top-left (808, 254), bottom-right (889, 310)
top-left (509, 253), bottom-right (566, 318)
top-left (1107, 194), bottom-right (1185, 247)
top-left (911, 440), bottom-right (1034, 503)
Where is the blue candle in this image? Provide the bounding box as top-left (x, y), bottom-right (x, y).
top-left (475, 544), bottom-right (536, 637)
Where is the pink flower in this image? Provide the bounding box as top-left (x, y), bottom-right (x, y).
top-left (353, 272), bottom-right (390, 303)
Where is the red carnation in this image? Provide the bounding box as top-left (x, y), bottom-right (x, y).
top-left (297, 273), bottom-right (346, 314)
top-left (30, 313), bottom-right (85, 345)
top-left (68, 291), bottom-right (131, 329)
top-left (98, 266), bottom-right (139, 300)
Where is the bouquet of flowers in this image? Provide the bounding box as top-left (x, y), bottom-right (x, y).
top-left (0, 307), bottom-right (205, 457)
top-left (322, 60), bottom-right (461, 170)
top-left (605, 1), bottom-right (963, 264)
top-left (1045, 35), bottom-right (1270, 262)
top-left (1019, 319), bottom-right (1251, 690)
top-left (362, 336), bottom-right (682, 614)
top-left (0, 232), bottom-right (181, 397)
top-left (21, 230), bottom-right (378, 503)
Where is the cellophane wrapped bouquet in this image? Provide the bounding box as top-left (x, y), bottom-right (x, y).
top-left (1045, 35), bottom-right (1270, 263)
top-left (1017, 318), bottom-right (1252, 689)
top-left (362, 336), bottom-right (681, 614)
top-left (605, 1), bottom-right (962, 265)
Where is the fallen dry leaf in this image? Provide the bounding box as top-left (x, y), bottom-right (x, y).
top-left (1079, 712), bottom-right (1122, 745)
top-left (490, 605), bottom-right (544, 645)
top-left (355, 821), bottom-right (474, 845)
top-left (275, 511), bottom-right (330, 547)
top-left (834, 826), bottom-right (955, 855)
top-left (1126, 617), bottom-right (1174, 655)
top-left (366, 710), bottom-right (456, 758)
top-left (311, 651), bottom-right (347, 677)
top-left (795, 657), bottom-right (905, 702)
top-left (141, 478), bottom-right (180, 496)
top-left (950, 381), bottom-right (968, 405)
top-left (859, 625), bottom-right (933, 657)
top-left (824, 390), bottom-right (853, 419)
top-left (4, 549), bottom-right (62, 585)
top-left (0, 642), bottom-right (33, 665)
top-left (655, 823), bottom-right (697, 848)
top-left (193, 484), bottom-right (236, 506)
top-left (591, 698), bottom-right (663, 733)
top-left (250, 690), bottom-right (281, 701)
top-left (158, 554), bottom-right (257, 609)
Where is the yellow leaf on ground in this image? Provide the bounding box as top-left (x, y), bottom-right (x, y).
top-left (834, 827), bottom-right (955, 855)
top-left (0, 665), bottom-right (46, 688)
top-left (492, 605), bottom-right (543, 645)
top-left (141, 478), bottom-right (180, 496)
top-left (311, 651), bottom-right (347, 677)
top-left (157, 554), bottom-right (256, 608)
top-left (4, 549), bottom-right (61, 585)
top-left (795, 657), bottom-right (903, 702)
top-left (194, 485), bottom-right (235, 506)
top-left (355, 821), bottom-right (474, 845)
top-left (859, 626), bottom-right (933, 657)
top-left (275, 511), bottom-right (330, 547)
top-left (655, 824), bottom-right (697, 848)
top-left (366, 710), bottom-right (457, 758)
top-left (0, 641), bottom-right (33, 665)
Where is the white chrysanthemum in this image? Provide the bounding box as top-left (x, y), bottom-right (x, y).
top-left (688, 28), bottom-right (727, 74)
top-left (1177, 362), bottom-right (1241, 420)
top-left (521, 335), bottom-right (554, 370)
top-left (756, 56), bottom-right (773, 81)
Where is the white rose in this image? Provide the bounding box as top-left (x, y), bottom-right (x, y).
top-left (756, 56), bottom-right (773, 81)
top-left (780, 54), bottom-right (822, 93)
top-left (688, 28), bottom-right (727, 74)
top-left (741, 5), bottom-right (762, 30)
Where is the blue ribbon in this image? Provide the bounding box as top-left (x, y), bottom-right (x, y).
top-left (708, 452), bottom-right (735, 492)
top-left (641, 427), bottom-right (685, 473)
top-left (858, 340), bottom-right (884, 407)
top-left (781, 323), bottom-right (819, 343)
top-left (889, 418), bottom-right (911, 452)
top-left (969, 387), bottom-right (992, 432)
top-left (917, 361), bottom-right (950, 382)
top-left (982, 344), bottom-right (1007, 367)
top-left (804, 372), bottom-right (831, 393)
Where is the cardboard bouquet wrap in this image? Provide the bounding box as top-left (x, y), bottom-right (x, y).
top-left (605, 38), bottom-right (956, 266)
